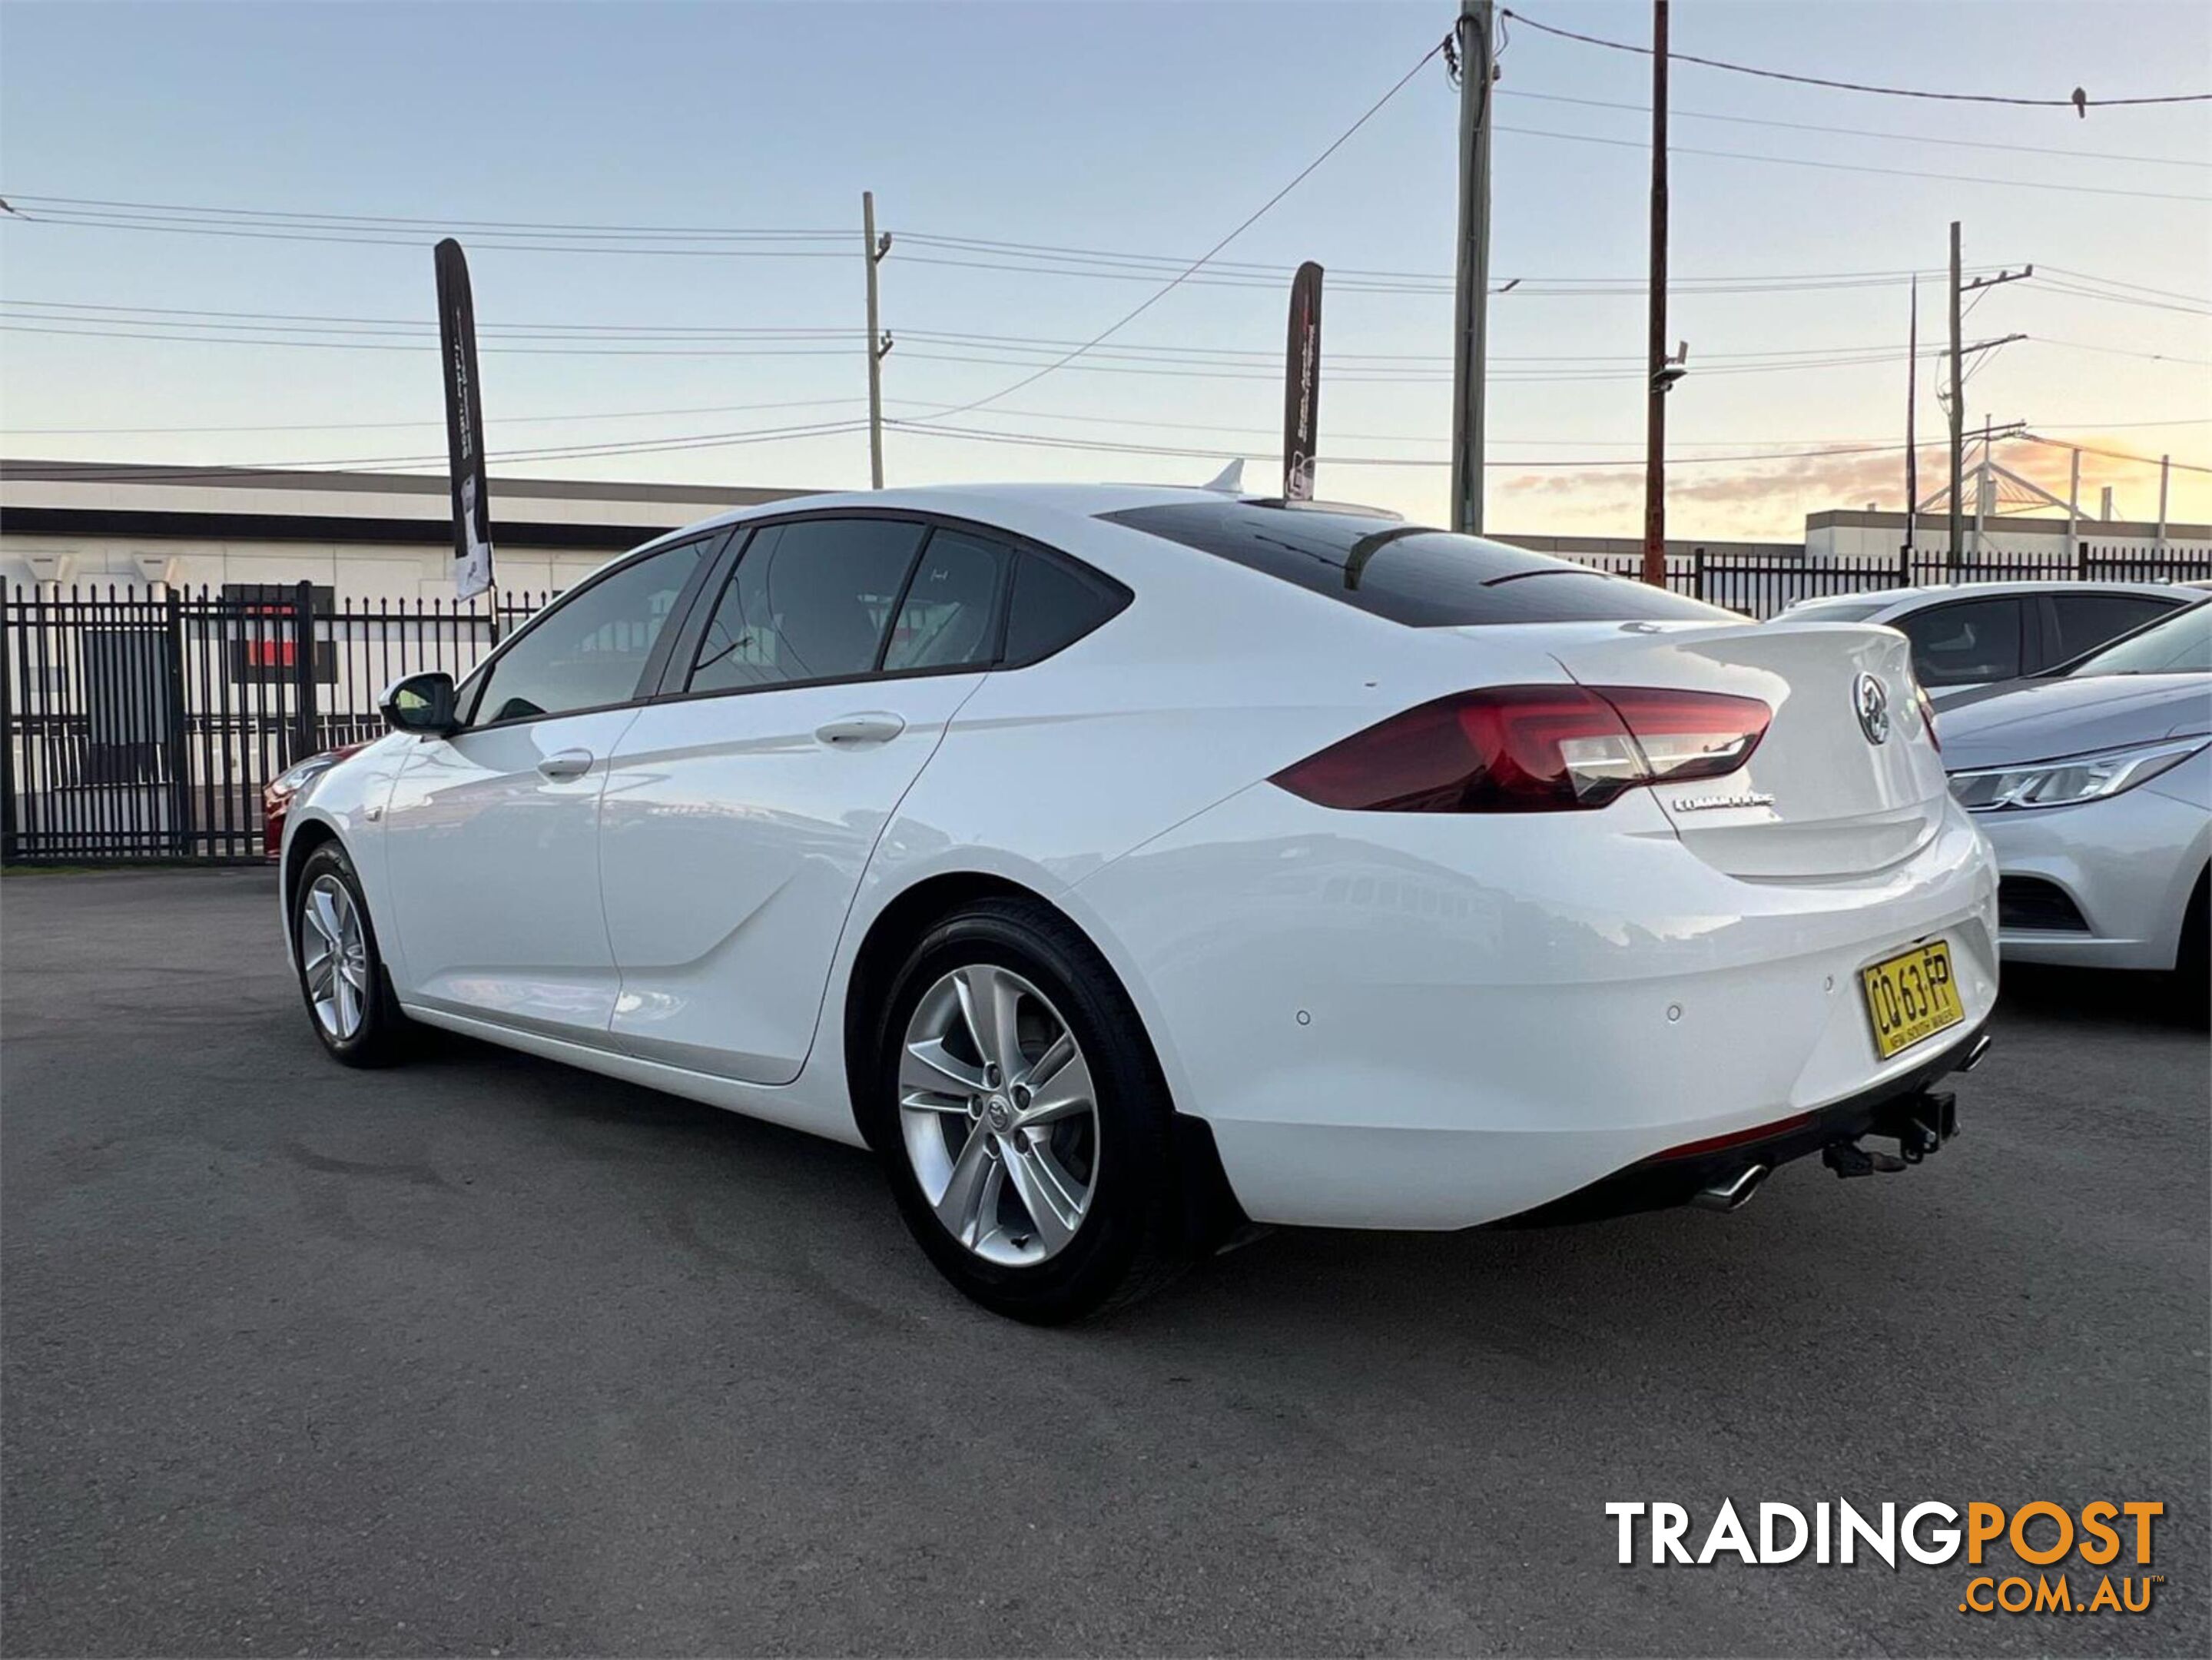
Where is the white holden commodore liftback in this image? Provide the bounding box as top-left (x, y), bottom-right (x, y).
top-left (283, 483), bottom-right (1998, 1322)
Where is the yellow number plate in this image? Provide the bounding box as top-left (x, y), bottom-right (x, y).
top-left (1860, 940), bottom-right (1965, 1061)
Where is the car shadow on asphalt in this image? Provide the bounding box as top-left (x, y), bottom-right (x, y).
top-left (378, 1006), bottom-right (2184, 1351)
top-left (1996, 961), bottom-right (2208, 1033)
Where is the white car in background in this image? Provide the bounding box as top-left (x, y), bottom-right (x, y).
top-left (1941, 599), bottom-right (2210, 979)
top-left (1783, 580), bottom-right (2197, 705)
top-left (281, 485), bottom-right (1997, 1322)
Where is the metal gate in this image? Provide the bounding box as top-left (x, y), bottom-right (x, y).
top-left (2, 580), bottom-right (549, 863)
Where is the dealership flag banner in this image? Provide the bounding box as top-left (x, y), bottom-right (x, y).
top-left (433, 237), bottom-right (494, 601)
top-left (1282, 261), bottom-right (1323, 502)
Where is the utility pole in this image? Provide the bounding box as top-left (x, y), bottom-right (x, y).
top-left (1449, 0), bottom-right (1495, 535)
top-left (1641, 0), bottom-right (1670, 587)
top-left (862, 190), bottom-right (889, 490)
top-left (1947, 222), bottom-right (1962, 571)
top-left (1945, 232), bottom-right (2033, 571)
top-left (2158, 454), bottom-right (2170, 548)
top-left (1905, 274), bottom-right (1919, 556)
top-left (2066, 447), bottom-right (2081, 566)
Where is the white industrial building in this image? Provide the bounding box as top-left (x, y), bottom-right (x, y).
top-left (0, 459), bottom-right (806, 601)
top-left (1806, 510), bottom-right (2207, 563)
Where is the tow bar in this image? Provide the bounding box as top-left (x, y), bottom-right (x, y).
top-left (1823, 1085), bottom-right (1962, 1178)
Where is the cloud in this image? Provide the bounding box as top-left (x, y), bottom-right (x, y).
top-left (1490, 433), bottom-right (2210, 540)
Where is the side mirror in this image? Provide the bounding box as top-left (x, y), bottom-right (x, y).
top-left (380, 671), bottom-right (459, 737)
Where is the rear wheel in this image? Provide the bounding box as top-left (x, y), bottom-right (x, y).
top-left (293, 841), bottom-right (408, 1067)
top-left (864, 898), bottom-right (1189, 1323)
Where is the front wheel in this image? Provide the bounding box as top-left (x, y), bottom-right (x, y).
top-left (864, 898), bottom-right (1190, 1323)
top-left (293, 841), bottom-right (408, 1067)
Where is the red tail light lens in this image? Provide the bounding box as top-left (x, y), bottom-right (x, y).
top-left (1915, 682), bottom-right (1941, 752)
top-left (1271, 685), bottom-right (1770, 814)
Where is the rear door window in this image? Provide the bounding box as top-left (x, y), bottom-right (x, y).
top-left (2038, 593), bottom-right (2177, 667)
top-left (882, 529), bottom-right (1008, 672)
top-left (1101, 500), bottom-right (1731, 626)
top-left (686, 518), bottom-right (926, 693)
top-left (1897, 597), bottom-right (2024, 686)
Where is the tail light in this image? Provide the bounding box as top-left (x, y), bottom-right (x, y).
top-left (1271, 685), bottom-right (1770, 814)
top-left (1915, 682), bottom-right (1942, 752)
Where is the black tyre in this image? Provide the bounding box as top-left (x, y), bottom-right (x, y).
top-left (861, 897), bottom-right (1190, 1323)
top-left (2176, 865), bottom-right (2209, 1012)
top-left (292, 841), bottom-right (409, 1067)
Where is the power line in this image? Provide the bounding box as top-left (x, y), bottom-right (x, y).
top-left (905, 33), bottom-right (1450, 420)
top-left (2017, 433), bottom-right (2212, 475)
top-left (2038, 266), bottom-right (2212, 306)
top-left (0, 321), bottom-right (865, 357)
top-left (1502, 88), bottom-right (2212, 168)
top-left (0, 396), bottom-right (869, 437)
top-left (1494, 121), bottom-right (2212, 204)
top-left (0, 208), bottom-right (854, 257)
top-left (2, 299), bottom-right (1988, 366)
top-left (887, 418), bottom-right (1912, 469)
top-left (6, 320), bottom-right (1980, 383)
top-left (2037, 337), bottom-right (2212, 368)
top-left (1499, 6), bottom-right (2212, 108)
top-left (4, 194), bottom-right (2018, 295)
top-left (2023, 277), bottom-right (2212, 316)
top-left (14, 418), bottom-right (874, 484)
top-left (0, 193), bottom-right (847, 237)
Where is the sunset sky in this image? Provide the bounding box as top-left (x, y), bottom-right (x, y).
top-left (2, 0), bottom-right (2207, 540)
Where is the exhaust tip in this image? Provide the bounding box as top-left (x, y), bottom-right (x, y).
top-left (1957, 1032), bottom-right (1994, 1074)
top-left (1690, 1164), bottom-right (1771, 1213)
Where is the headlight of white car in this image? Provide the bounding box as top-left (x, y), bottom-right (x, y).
top-left (1948, 735), bottom-right (2207, 812)
top-left (269, 755), bottom-right (343, 802)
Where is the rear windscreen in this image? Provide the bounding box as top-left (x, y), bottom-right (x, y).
top-left (1101, 501), bottom-right (1735, 627)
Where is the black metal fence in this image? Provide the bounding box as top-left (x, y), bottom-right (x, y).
top-left (5, 542), bottom-right (2210, 864)
top-left (1564, 543), bottom-right (2212, 620)
top-left (2, 581), bottom-right (552, 864)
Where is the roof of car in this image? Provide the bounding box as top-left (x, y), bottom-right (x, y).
top-left (637, 482), bottom-right (1420, 558)
top-left (1789, 579), bottom-right (2198, 613)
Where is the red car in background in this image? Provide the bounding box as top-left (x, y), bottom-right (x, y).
top-left (264, 742), bottom-right (368, 859)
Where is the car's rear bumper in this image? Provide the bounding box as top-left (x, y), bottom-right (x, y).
top-left (1072, 782), bottom-right (2000, 1230)
top-left (1495, 1018), bottom-right (1987, 1227)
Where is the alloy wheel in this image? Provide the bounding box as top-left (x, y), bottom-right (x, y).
top-left (897, 964), bottom-right (1101, 1267)
top-left (300, 873), bottom-right (371, 1041)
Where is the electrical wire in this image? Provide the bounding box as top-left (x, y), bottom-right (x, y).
top-left (886, 419), bottom-right (1913, 470)
top-left (1501, 88), bottom-right (2212, 168)
top-left (1499, 7), bottom-right (2212, 108)
top-left (2037, 266), bottom-right (2212, 307)
top-left (2017, 434), bottom-right (2212, 475)
top-left (13, 418), bottom-right (874, 484)
top-left (2037, 337), bottom-right (2212, 368)
top-left (900, 33), bottom-right (1449, 420)
top-left (0, 194), bottom-right (848, 237)
top-left (0, 396), bottom-right (870, 437)
top-left (2023, 277), bottom-right (2212, 317)
top-left (1493, 121), bottom-right (2212, 204)
top-left (5, 196), bottom-right (2012, 297)
top-left (2, 300), bottom-right (1980, 367)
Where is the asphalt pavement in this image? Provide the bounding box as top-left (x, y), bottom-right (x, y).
top-left (3, 867), bottom-right (2206, 1657)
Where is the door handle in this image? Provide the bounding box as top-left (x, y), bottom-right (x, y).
top-left (814, 712), bottom-right (906, 749)
top-left (536, 748), bottom-right (594, 781)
